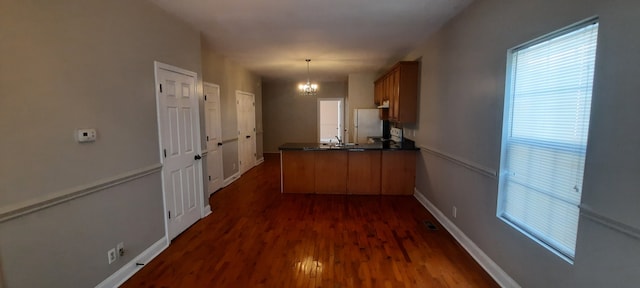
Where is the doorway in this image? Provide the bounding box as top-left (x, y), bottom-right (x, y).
top-left (154, 62), bottom-right (204, 240)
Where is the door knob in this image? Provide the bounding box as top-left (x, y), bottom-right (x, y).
top-left (246, 135), bottom-right (251, 138)
top-left (194, 154), bottom-right (202, 160)
top-left (217, 142), bottom-right (223, 146)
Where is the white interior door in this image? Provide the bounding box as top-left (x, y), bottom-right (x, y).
top-left (236, 91), bottom-right (256, 175)
top-left (155, 62), bottom-right (203, 240)
top-left (204, 83), bottom-right (223, 195)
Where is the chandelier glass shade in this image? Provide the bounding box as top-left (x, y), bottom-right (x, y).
top-left (299, 59), bottom-right (318, 96)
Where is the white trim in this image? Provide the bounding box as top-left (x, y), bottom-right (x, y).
top-left (580, 204), bottom-right (640, 240)
top-left (154, 61), bottom-right (197, 78)
top-left (0, 163), bottom-right (162, 223)
top-left (95, 237), bottom-right (168, 288)
top-left (203, 205), bottom-right (212, 217)
top-left (255, 157), bottom-right (265, 165)
top-left (419, 145), bottom-right (497, 179)
top-left (414, 189), bottom-right (520, 288)
top-left (223, 172), bottom-right (241, 187)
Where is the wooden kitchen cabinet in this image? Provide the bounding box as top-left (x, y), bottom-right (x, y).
top-left (374, 61), bottom-right (419, 123)
top-left (347, 150), bottom-right (381, 195)
top-left (381, 150), bottom-right (417, 195)
top-left (281, 148), bottom-right (416, 195)
top-left (315, 151), bottom-right (348, 194)
top-left (282, 150), bottom-right (315, 193)
top-left (374, 78), bottom-right (383, 106)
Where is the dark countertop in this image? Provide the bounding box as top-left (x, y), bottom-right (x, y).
top-left (278, 139), bottom-right (419, 151)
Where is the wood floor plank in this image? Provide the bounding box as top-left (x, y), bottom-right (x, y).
top-left (121, 153), bottom-right (498, 288)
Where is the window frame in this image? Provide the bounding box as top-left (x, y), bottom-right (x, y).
top-left (317, 98), bottom-right (344, 143)
top-left (497, 17), bottom-right (599, 262)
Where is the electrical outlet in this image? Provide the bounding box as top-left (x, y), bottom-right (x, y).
top-left (117, 242), bottom-right (125, 258)
top-left (107, 248), bottom-right (117, 264)
top-left (452, 206), bottom-right (457, 218)
top-left (232, 163), bottom-right (236, 170)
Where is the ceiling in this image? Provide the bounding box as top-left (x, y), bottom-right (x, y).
top-left (147, 0), bottom-right (472, 82)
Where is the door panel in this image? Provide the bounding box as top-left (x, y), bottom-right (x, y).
top-left (156, 63), bottom-right (203, 240)
top-left (167, 107), bottom-right (179, 157)
top-left (169, 169), bottom-right (183, 218)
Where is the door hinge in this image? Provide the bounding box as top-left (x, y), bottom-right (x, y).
top-left (208, 175), bottom-right (211, 181)
top-left (168, 210), bottom-right (171, 219)
top-left (204, 94), bottom-right (207, 101)
top-left (159, 84), bottom-right (163, 93)
top-left (163, 149), bottom-right (167, 158)
top-left (207, 136), bottom-right (209, 141)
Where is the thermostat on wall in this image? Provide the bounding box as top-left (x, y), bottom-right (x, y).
top-left (77, 128), bottom-right (97, 143)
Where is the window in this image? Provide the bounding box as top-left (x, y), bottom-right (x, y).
top-left (318, 98), bottom-right (344, 143)
top-left (498, 19), bottom-right (599, 261)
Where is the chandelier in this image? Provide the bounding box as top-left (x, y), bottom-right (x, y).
top-left (298, 59), bottom-right (318, 96)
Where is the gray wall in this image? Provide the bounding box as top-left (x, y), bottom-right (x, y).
top-left (263, 81), bottom-right (348, 153)
top-left (0, 0), bottom-right (202, 287)
top-left (405, 0), bottom-right (640, 287)
top-left (201, 44), bottom-right (263, 179)
top-left (346, 73), bottom-right (377, 142)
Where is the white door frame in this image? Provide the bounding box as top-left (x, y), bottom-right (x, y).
top-left (154, 61), bottom-right (206, 242)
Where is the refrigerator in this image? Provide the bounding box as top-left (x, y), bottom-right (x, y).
top-left (353, 109), bottom-right (382, 143)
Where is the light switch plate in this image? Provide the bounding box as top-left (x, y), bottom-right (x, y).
top-left (77, 128), bottom-right (97, 143)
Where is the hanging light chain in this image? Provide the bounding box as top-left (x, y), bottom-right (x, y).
top-left (299, 59), bottom-right (318, 96)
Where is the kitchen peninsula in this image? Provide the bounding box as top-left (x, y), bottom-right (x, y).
top-left (279, 141), bottom-right (418, 195)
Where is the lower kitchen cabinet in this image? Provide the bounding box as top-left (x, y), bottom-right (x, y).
top-left (282, 150), bottom-right (315, 193)
top-left (347, 151), bottom-right (381, 195)
top-left (381, 150), bottom-right (417, 195)
top-left (281, 149), bottom-right (416, 195)
top-left (315, 151), bottom-right (348, 194)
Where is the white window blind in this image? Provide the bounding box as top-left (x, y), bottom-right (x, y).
top-left (498, 20), bottom-right (598, 260)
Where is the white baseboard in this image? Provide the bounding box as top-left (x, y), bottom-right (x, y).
top-left (413, 189), bottom-right (520, 288)
top-left (203, 205), bottom-right (212, 217)
top-left (95, 237), bottom-right (168, 288)
top-left (255, 157), bottom-right (265, 165)
top-left (222, 172), bottom-right (240, 187)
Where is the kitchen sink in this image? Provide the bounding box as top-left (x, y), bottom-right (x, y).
top-left (317, 142), bottom-right (359, 149)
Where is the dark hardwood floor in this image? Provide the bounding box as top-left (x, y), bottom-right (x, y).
top-left (122, 153), bottom-right (498, 287)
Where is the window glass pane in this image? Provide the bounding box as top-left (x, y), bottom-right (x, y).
top-left (498, 20), bottom-right (598, 260)
top-left (319, 100), bottom-right (342, 143)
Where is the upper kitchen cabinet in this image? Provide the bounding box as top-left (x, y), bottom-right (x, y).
top-left (374, 61), bottom-right (419, 123)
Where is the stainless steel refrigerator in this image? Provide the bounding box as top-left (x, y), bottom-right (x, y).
top-left (353, 109), bottom-right (382, 143)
